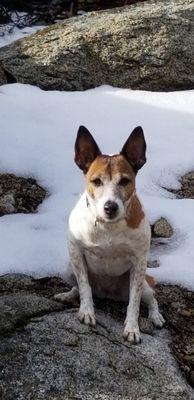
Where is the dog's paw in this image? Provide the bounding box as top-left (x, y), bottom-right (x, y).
top-left (123, 322), bottom-right (141, 344)
top-left (149, 310), bottom-right (165, 328)
top-left (78, 306), bottom-right (96, 327)
top-left (54, 287), bottom-right (79, 304)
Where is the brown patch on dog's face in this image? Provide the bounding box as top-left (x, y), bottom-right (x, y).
top-left (74, 125), bottom-right (147, 222)
top-left (86, 154), bottom-right (136, 204)
top-left (86, 155), bottom-right (111, 199)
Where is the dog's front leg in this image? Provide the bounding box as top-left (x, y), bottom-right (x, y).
top-left (69, 241), bottom-right (96, 327)
top-left (123, 257), bottom-right (147, 344)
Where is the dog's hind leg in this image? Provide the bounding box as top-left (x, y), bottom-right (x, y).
top-left (142, 278), bottom-right (165, 328)
top-left (54, 286), bottom-right (79, 304)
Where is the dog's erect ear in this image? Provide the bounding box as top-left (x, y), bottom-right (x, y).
top-left (74, 126), bottom-right (101, 173)
top-left (120, 126), bottom-right (146, 173)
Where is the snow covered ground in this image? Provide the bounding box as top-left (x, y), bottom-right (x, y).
top-left (0, 13), bottom-right (45, 49)
top-left (0, 18), bottom-right (193, 289)
top-left (0, 25), bottom-right (45, 48)
top-left (0, 83), bottom-right (194, 290)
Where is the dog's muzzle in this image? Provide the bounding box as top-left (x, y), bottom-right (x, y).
top-left (104, 200), bottom-right (119, 219)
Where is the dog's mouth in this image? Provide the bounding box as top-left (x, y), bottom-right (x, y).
top-left (95, 214), bottom-right (125, 225)
top-left (104, 213), bottom-right (118, 221)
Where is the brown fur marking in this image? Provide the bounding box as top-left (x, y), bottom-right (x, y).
top-left (146, 274), bottom-right (156, 288)
top-left (126, 195), bottom-right (145, 229)
top-left (86, 154), bottom-right (135, 201)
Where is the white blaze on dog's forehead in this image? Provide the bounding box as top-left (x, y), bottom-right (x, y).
top-left (98, 181), bottom-right (121, 204)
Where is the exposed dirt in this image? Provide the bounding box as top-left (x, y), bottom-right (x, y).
top-left (0, 173), bottom-right (47, 216)
top-left (156, 285), bottom-right (194, 387)
top-left (168, 171), bottom-right (194, 199)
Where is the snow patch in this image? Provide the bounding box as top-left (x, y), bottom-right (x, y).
top-left (0, 83), bottom-right (194, 289)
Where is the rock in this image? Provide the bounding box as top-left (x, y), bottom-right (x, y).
top-left (0, 64), bottom-right (7, 85)
top-left (0, 0), bottom-right (193, 91)
top-left (0, 293), bottom-right (64, 335)
top-left (147, 259), bottom-right (160, 268)
top-left (0, 307), bottom-right (193, 399)
top-left (156, 284), bottom-right (194, 387)
top-left (0, 273), bottom-right (70, 296)
top-left (0, 273), bottom-right (35, 293)
top-left (189, 370), bottom-right (194, 387)
top-left (0, 174), bottom-right (46, 216)
top-left (152, 217), bottom-right (173, 238)
top-left (0, 274), bottom-right (193, 398)
top-left (172, 171), bottom-right (194, 199)
top-left (0, 193), bottom-right (15, 214)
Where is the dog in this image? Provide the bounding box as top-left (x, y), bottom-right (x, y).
top-left (55, 125), bottom-right (164, 344)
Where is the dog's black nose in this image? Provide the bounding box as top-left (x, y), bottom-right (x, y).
top-left (104, 201), bottom-right (118, 218)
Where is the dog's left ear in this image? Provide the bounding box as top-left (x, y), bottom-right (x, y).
top-left (120, 126), bottom-right (146, 173)
top-left (75, 126), bottom-right (101, 173)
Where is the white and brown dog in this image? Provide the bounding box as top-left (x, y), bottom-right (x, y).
top-left (55, 125), bottom-right (164, 344)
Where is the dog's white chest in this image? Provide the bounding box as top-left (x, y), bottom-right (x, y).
top-left (83, 226), bottom-right (135, 276)
top-left (69, 193), bottom-right (150, 278)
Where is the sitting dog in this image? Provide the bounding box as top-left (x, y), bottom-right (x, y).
top-left (55, 125), bottom-right (164, 344)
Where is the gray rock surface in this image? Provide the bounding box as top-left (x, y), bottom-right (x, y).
top-left (1, 310), bottom-right (193, 400)
top-left (0, 64), bottom-right (7, 85)
top-left (0, 193), bottom-right (15, 214)
top-left (181, 172), bottom-right (194, 198)
top-left (0, 173), bottom-right (46, 216)
top-left (0, 293), bottom-right (64, 335)
top-left (0, 274), bottom-right (193, 399)
top-left (170, 171), bottom-right (194, 199)
top-left (147, 259), bottom-right (160, 268)
top-left (0, 0), bottom-right (193, 91)
top-left (152, 217), bottom-right (173, 238)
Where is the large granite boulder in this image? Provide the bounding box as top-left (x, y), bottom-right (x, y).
top-left (0, 274), bottom-right (193, 399)
top-left (0, 0), bottom-right (193, 91)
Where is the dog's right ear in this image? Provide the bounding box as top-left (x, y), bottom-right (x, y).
top-left (74, 126), bottom-right (101, 173)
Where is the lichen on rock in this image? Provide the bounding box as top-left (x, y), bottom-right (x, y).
top-left (0, 0), bottom-right (193, 91)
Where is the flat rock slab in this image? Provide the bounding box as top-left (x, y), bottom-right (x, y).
top-left (0, 293), bottom-right (64, 335)
top-left (0, 309), bottom-right (193, 400)
top-left (0, 274), bottom-right (193, 399)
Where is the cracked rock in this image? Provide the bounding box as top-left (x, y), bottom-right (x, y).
top-left (0, 274), bottom-right (193, 399)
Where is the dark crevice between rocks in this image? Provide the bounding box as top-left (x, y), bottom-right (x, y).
top-left (0, 173), bottom-right (47, 216)
top-left (2, 68), bottom-right (16, 83)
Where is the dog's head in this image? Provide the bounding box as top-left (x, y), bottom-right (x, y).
top-left (74, 125), bottom-right (146, 222)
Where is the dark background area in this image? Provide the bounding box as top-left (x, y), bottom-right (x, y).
top-left (0, 1), bottom-right (147, 26)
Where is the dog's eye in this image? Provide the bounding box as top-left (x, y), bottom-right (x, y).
top-left (91, 178), bottom-right (103, 187)
top-left (118, 177), bottom-right (131, 186)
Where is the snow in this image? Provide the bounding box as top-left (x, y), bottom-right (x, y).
top-left (0, 21), bottom-right (45, 48)
top-left (0, 83), bottom-right (194, 290)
